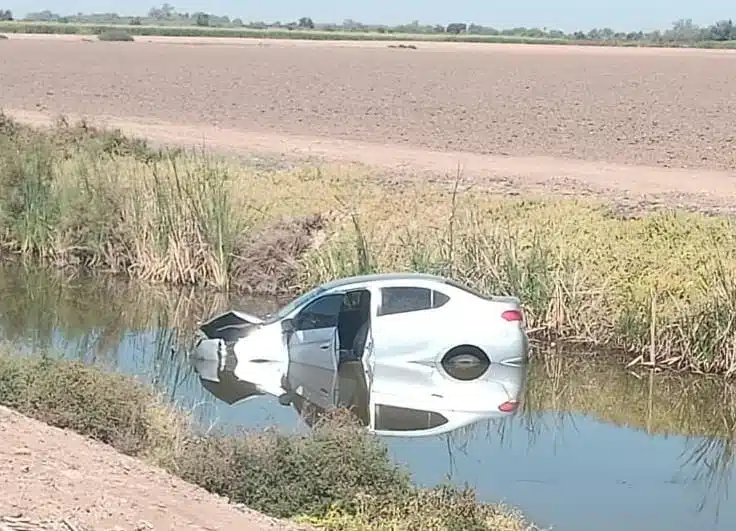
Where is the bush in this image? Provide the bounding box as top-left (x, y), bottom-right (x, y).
top-left (0, 350), bottom-right (176, 455)
top-left (177, 410), bottom-right (411, 518)
top-left (98, 30), bottom-right (134, 42)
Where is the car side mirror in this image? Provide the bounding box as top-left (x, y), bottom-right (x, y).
top-left (281, 318), bottom-right (295, 333)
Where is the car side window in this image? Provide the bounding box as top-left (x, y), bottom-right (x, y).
top-left (378, 287), bottom-right (451, 317)
top-left (295, 294), bottom-right (343, 330)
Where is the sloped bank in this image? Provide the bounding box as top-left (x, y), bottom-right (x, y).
top-left (0, 347), bottom-right (533, 531)
top-left (1, 113), bottom-right (736, 374)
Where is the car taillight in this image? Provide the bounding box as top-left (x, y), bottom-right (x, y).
top-left (501, 309), bottom-right (524, 322)
top-left (499, 400), bottom-right (519, 413)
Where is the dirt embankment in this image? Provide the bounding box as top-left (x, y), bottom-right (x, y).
top-left (0, 406), bottom-right (305, 531)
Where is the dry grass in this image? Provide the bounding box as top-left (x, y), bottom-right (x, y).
top-left (2, 115), bottom-right (736, 373)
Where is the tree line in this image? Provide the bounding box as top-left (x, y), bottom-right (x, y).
top-left (4, 4), bottom-right (736, 42)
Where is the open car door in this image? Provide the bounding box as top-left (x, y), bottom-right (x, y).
top-left (285, 328), bottom-right (340, 410)
top-left (285, 293), bottom-right (342, 371)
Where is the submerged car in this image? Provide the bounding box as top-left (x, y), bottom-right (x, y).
top-left (194, 272), bottom-right (530, 433)
top-left (199, 272), bottom-right (528, 367)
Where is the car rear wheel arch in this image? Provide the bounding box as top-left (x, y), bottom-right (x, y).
top-left (440, 344), bottom-right (491, 381)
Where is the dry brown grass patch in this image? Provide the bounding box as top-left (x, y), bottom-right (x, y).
top-left (231, 214), bottom-right (328, 296)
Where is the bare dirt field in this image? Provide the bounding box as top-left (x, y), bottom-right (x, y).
top-left (2, 36), bottom-right (736, 169)
top-left (1, 36), bottom-right (736, 213)
top-left (0, 406), bottom-right (305, 531)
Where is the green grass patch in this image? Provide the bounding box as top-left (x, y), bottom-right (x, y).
top-left (0, 346), bottom-right (532, 530)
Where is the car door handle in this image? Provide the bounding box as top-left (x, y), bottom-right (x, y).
top-left (320, 344), bottom-right (330, 350)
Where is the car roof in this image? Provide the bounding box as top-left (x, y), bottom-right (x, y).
top-left (320, 272), bottom-right (448, 291)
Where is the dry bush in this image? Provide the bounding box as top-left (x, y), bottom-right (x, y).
top-left (231, 214), bottom-right (327, 296)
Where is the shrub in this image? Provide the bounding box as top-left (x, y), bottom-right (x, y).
top-left (98, 30), bottom-right (135, 42)
top-left (177, 410), bottom-right (411, 518)
top-left (0, 349), bottom-right (178, 455)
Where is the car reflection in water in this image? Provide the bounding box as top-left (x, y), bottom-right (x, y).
top-left (190, 273), bottom-right (529, 437)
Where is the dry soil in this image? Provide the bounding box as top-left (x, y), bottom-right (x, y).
top-left (0, 406), bottom-right (305, 531)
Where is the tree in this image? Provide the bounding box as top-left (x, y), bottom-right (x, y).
top-left (148, 3), bottom-right (175, 20)
top-left (705, 19), bottom-right (735, 41)
top-left (446, 22), bottom-right (467, 34)
top-left (194, 12), bottom-right (210, 27)
top-left (0, 9), bottom-right (12, 21)
top-left (666, 18), bottom-right (700, 42)
top-left (298, 17), bottom-right (314, 29)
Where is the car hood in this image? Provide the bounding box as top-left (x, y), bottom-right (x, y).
top-left (198, 310), bottom-right (265, 341)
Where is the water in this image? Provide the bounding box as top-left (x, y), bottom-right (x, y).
top-left (1, 266), bottom-right (735, 531)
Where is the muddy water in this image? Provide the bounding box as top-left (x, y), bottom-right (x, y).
top-left (1, 266), bottom-right (735, 531)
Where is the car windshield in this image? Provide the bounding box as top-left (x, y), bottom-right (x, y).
top-left (263, 285), bottom-right (328, 324)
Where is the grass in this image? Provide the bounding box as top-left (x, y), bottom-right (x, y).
top-left (0, 346), bottom-right (532, 531)
top-left (1, 21), bottom-right (736, 49)
top-left (2, 113), bottom-right (736, 374)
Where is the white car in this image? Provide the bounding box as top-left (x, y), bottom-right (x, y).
top-left (195, 272), bottom-right (530, 434)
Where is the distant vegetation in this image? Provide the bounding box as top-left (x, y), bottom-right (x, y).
top-left (0, 4), bottom-right (735, 47)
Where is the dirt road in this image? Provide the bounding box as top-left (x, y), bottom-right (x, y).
top-left (0, 406), bottom-right (304, 531)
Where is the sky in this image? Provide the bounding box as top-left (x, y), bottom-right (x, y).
top-left (4, 1), bottom-right (733, 33)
